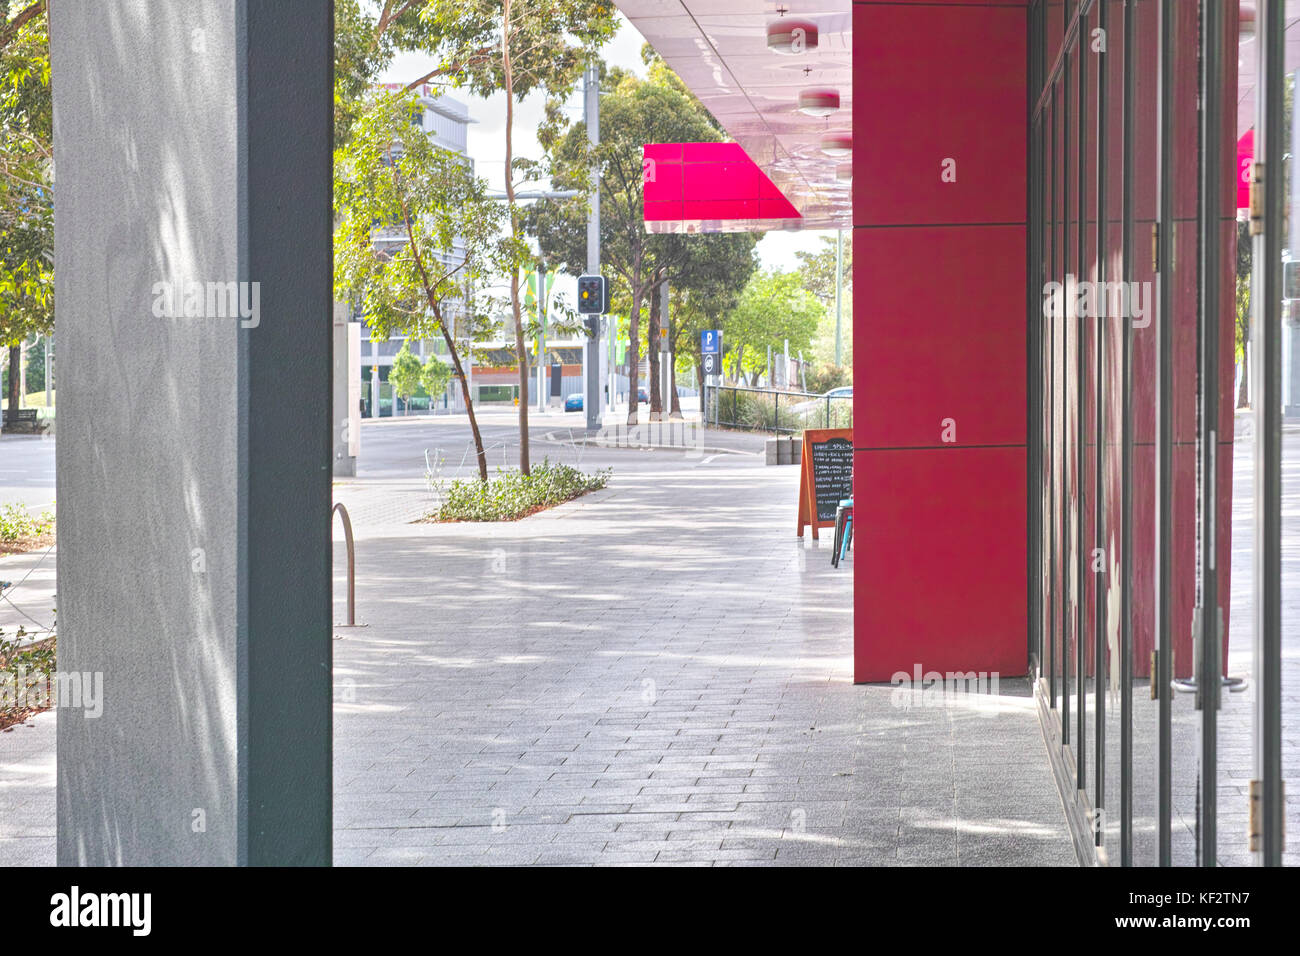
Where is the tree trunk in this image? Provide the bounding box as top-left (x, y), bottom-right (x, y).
top-left (4, 344), bottom-right (19, 429)
top-left (502, 0), bottom-right (531, 476)
top-left (627, 271), bottom-right (642, 426)
top-left (647, 280), bottom-right (662, 420)
top-left (400, 196), bottom-right (488, 481)
top-left (1238, 349), bottom-right (1250, 408)
top-left (670, 343), bottom-right (681, 418)
top-left (440, 326), bottom-right (489, 482)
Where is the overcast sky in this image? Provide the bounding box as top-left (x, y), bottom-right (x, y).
top-left (379, 12), bottom-right (835, 285)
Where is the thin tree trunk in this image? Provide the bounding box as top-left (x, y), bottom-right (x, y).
top-left (435, 311), bottom-right (488, 482)
top-left (4, 344), bottom-right (19, 429)
top-left (647, 279), bottom-right (662, 420)
top-left (1238, 349), bottom-right (1249, 408)
top-left (401, 196), bottom-right (489, 481)
top-left (627, 267), bottom-right (642, 426)
top-left (502, 0), bottom-right (531, 475)
top-left (669, 318), bottom-right (682, 419)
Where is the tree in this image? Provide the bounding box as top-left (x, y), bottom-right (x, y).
top-left (334, 90), bottom-right (504, 480)
top-left (0, 0), bottom-right (51, 427)
top-left (664, 238), bottom-right (757, 412)
top-left (529, 62), bottom-right (755, 423)
top-left (403, 0), bottom-right (617, 472)
top-left (421, 352), bottom-right (452, 402)
top-left (724, 270), bottom-right (824, 386)
top-left (388, 340), bottom-right (424, 414)
top-left (796, 232), bottom-right (853, 370)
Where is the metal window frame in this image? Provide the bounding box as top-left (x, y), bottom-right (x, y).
top-left (1094, 0), bottom-right (1110, 846)
top-left (1119, 0), bottom-right (1135, 868)
top-left (1154, 0), bottom-right (1175, 869)
top-left (1252, 0), bottom-right (1286, 868)
top-left (1196, 0), bottom-right (1225, 869)
top-left (1077, 7), bottom-right (1090, 792)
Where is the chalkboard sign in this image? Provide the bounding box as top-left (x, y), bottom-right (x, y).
top-left (797, 427), bottom-right (854, 539)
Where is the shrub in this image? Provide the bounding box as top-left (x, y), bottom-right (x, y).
top-left (806, 364), bottom-right (852, 395)
top-left (0, 503), bottom-right (53, 543)
top-left (432, 460), bottom-right (610, 522)
top-left (0, 626), bottom-right (56, 729)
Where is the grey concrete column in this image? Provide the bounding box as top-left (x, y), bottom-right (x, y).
top-left (52, 0), bottom-right (333, 865)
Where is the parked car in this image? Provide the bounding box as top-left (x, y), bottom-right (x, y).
top-left (638, 387), bottom-right (649, 404)
top-left (565, 393), bottom-right (583, 412)
top-left (792, 385), bottom-right (853, 416)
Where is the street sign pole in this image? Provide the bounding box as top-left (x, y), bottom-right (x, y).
top-left (701, 329), bottom-right (721, 426)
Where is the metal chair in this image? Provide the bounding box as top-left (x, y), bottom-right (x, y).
top-left (832, 497), bottom-right (853, 567)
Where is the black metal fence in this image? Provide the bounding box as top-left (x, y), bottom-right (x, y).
top-left (705, 384), bottom-right (853, 434)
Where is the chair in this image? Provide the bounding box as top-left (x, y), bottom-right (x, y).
top-left (832, 497), bottom-right (853, 568)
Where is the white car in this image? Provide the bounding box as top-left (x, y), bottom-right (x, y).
top-left (791, 385), bottom-right (853, 416)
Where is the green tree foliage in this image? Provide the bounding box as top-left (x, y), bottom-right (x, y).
top-left (795, 233), bottom-right (853, 371)
top-left (421, 353), bottom-right (452, 399)
top-left (387, 341), bottom-right (424, 412)
top-left (529, 63), bottom-right (757, 421)
top-left (334, 90), bottom-right (504, 479)
top-left (724, 270), bottom-right (825, 386)
top-left (391, 0), bottom-right (617, 471)
top-left (0, 1), bottom-right (51, 423)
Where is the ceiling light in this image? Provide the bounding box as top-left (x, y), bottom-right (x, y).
top-left (797, 89), bottom-right (840, 117)
top-left (820, 133), bottom-right (852, 158)
top-left (767, 19), bottom-right (819, 55)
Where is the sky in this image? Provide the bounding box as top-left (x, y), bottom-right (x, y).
top-left (379, 12), bottom-right (837, 283)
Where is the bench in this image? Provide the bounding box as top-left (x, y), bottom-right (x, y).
top-left (3, 408), bottom-right (44, 434)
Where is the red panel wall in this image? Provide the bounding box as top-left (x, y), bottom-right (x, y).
top-left (852, 1), bottom-right (1028, 682)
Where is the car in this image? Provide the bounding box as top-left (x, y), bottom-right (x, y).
top-left (638, 387), bottom-right (649, 404)
top-left (791, 385), bottom-right (854, 417)
top-left (565, 393), bottom-right (583, 412)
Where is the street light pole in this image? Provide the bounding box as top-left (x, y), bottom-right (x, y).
top-left (536, 260), bottom-right (547, 414)
top-left (585, 61), bottom-right (603, 430)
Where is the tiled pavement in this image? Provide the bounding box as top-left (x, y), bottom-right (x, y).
top-left (328, 419), bottom-right (1076, 866)
top-left (0, 709), bottom-right (55, 865)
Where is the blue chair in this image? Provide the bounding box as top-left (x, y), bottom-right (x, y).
top-left (832, 497), bottom-right (853, 567)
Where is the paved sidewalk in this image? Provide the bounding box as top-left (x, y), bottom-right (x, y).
top-left (0, 710), bottom-right (55, 865)
top-left (329, 426), bottom-right (1075, 866)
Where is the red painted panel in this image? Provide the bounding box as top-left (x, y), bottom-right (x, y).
top-left (853, 225), bottom-right (1026, 448)
top-left (1132, 0), bottom-right (1159, 224)
top-left (854, 445), bottom-right (1027, 683)
top-left (853, 3), bottom-right (1026, 226)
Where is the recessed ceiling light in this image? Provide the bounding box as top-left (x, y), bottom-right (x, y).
top-left (820, 133), bottom-right (852, 158)
top-left (798, 89), bottom-right (840, 117)
top-left (767, 19), bottom-right (819, 55)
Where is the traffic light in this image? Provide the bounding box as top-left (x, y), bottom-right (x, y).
top-left (577, 275), bottom-right (606, 314)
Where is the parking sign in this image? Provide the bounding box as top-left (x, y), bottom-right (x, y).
top-left (701, 329), bottom-right (720, 354)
